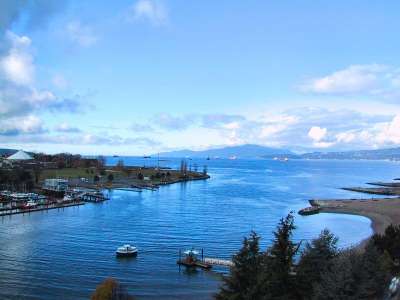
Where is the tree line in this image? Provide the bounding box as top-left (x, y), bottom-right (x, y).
top-left (33, 153), bottom-right (105, 169)
top-left (216, 213), bottom-right (399, 300)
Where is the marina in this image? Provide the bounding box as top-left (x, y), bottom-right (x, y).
top-left (0, 187), bottom-right (108, 216)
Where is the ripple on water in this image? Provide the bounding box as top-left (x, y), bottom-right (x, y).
top-left (0, 159), bottom-right (396, 299)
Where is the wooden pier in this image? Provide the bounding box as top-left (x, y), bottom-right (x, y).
top-left (177, 249), bottom-right (233, 270)
top-left (203, 257), bottom-right (233, 267)
top-left (114, 187), bottom-right (142, 192)
top-left (0, 201), bottom-right (85, 217)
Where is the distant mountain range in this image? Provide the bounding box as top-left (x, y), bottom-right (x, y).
top-left (1, 145), bottom-right (400, 161)
top-left (158, 144), bottom-right (294, 159)
top-left (158, 144), bottom-right (400, 160)
top-left (300, 147), bottom-right (400, 160)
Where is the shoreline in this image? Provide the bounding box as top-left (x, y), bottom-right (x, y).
top-left (310, 197), bottom-right (400, 238)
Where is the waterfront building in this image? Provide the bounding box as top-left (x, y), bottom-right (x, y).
top-left (7, 150), bottom-right (33, 161)
top-left (42, 179), bottom-right (69, 193)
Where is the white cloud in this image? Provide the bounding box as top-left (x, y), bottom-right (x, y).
top-left (143, 109), bottom-right (400, 151)
top-left (335, 131), bottom-right (356, 143)
top-left (0, 30), bottom-right (84, 138)
top-left (0, 31), bottom-right (34, 86)
top-left (300, 64), bottom-right (390, 95)
top-left (128, 0), bottom-right (168, 25)
top-left (66, 21), bottom-right (98, 47)
top-left (308, 126), bottom-right (327, 142)
top-left (0, 115), bottom-right (45, 136)
top-left (376, 114), bottom-right (400, 144)
top-left (55, 122), bottom-right (81, 133)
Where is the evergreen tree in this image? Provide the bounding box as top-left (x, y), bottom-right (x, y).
top-left (372, 224), bottom-right (400, 264)
top-left (215, 231), bottom-right (262, 300)
top-left (258, 213), bottom-right (299, 300)
top-left (355, 241), bottom-right (391, 299)
top-left (296, 229), bottom-right (338, 299)
top-left (312, 250), bottom-right (359, 300)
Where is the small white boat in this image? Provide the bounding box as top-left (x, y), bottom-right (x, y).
top-left (22, 200), bottom-right (37, 209)
top-left (116, 244), bottom-right (138, 257)
top-left (183, 249), bottom-right (200, 256)
top-left (63, 194), bottom-right (74, 202)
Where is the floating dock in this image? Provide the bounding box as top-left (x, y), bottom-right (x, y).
top-left (0, 202), bottom-right (85, 217)
top-left (80, 192), bottom-right (108, 202)
top-left (203, 257), bottom-right (233, 267)
top-left (177, 249), bottom-right (233, 270)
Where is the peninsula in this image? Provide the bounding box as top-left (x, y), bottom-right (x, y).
top-left (300, 179), bottom-right (400, 236)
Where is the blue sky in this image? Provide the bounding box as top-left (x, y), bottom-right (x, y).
top-left (1, 0), bottom-right (400, 155)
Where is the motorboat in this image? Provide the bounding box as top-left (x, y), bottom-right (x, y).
top-left (63, 194), bottom-right (74, 202)
top-left (116, 244), bottom-right (138, 257)
top-left (22, 200), bottom-right (37, 209)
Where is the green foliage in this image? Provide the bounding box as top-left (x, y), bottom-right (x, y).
top-left (313, 250), bottom-right (359, 300)
top-left (296, 229), bottom-right (338, 298)
top-left (372, 224), bottom-right (400, 269)
top-left (216, 216), bottom-right (394, 300)
top-left (356, 241), bottom-right (391, 299)
top-left (258, 213), bottom-right (299, 300)
top-left (215, 231), bottom-right (262, 300)
top-left (313, 243), bottom-right (390, 300)
top-left (0, 169), bottom-right (34, 191)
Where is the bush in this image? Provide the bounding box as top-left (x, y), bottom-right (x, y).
top-left (91, 278), bottom-right (134, 300)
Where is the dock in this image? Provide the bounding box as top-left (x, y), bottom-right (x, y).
top-left (0, 201), bottom-right (85, 217)
top-left (177, 249), bottom-right (233, 270)
top-left (203, 257), bottom-right (233, 267)
top-left (114, 187), bottom-right (143, 192)
top-left (79, 192), bottom-right (109, 202)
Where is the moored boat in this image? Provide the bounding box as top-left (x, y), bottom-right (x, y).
top-left (116, 244), bottom-right (138, 257)
top-left (177, 248), bottom-right (212, 269)
top-left (22, 200), bottom-right (37, 209)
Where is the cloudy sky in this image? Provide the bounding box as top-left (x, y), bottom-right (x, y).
top-left (1, 0), bottom-right (400, 155)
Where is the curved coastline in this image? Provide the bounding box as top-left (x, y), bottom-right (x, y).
top-left (314, 197), bottom-right (400, 246)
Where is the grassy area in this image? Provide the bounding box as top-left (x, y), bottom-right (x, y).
top-left (39, 168), bottom-right (96, 181)
top-left (38, 166), bottom-right (209, 188)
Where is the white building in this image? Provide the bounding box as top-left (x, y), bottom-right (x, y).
top-left (43, 179), bottom-right (69, 192)
top-left (7, 150), bottom-right (33, 161)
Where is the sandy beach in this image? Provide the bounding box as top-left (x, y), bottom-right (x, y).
top-left (312, 198), bottom-right (400, 235)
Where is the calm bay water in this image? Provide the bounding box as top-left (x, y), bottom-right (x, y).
top-left (0, 158), bottom-right (399, 299)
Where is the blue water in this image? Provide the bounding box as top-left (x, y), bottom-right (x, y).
top-left (0, 158), bottom-right (398, 299)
